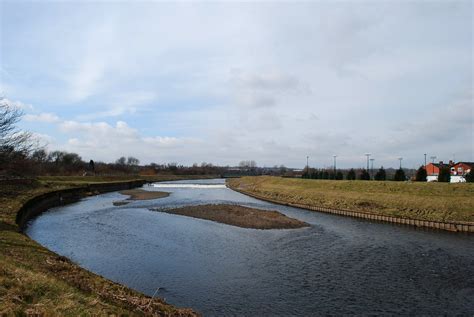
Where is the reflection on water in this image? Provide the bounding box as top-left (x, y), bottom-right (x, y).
top-left (26, 179), bottom-right (474, 316)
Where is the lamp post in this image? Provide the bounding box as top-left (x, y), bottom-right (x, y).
top-left (398, 157), bottom-right (403, 169)
top-left (365, 153), bottom-right (371, 172)
top-left (333, 155), bottom-right (337, 175)
top-left (424, 153), bottom-right (427, 168)
top-left (306, 156), bottom-right (309, 172)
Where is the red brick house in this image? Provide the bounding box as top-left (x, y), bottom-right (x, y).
top-left (425, 162), bottom-right (449, 176)
top-left (451, 162), bottom-right (474, 176)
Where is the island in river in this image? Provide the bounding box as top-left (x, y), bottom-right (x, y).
top-left (113, 189), bottom-right (170, 205)
top-left (152, 203), bottom-right (309, 229)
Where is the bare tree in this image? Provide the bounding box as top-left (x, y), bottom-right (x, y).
top-left (127, 156), bottom-right (140, 166)
top-left (0, 98), bottom-right (35, 154)
top-left (0, 98), bottom-right (38, 175)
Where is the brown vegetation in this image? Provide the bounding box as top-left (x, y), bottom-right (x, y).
top-left (153, 204), bottom-right (309, 229)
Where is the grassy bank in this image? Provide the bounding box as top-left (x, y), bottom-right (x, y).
top-left (0, 175), bottom-right (204, 316)
top-left (227, 176), bottom-right (474, 223)
top-left (154, 204), bottom-right (309, 229)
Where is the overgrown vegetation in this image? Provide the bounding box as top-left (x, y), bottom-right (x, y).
top-left (228, 176), bottom-right (474, 223)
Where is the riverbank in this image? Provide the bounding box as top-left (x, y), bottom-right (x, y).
top-left (0, 176), bottom-right (204, 316)
top-left (227, 176), bottom-right (474, 232)
top-left (153, 204), bottom-right (309, 229)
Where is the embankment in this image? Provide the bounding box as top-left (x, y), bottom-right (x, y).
top-left (16, 180), bottom-right (145, 231)
top-left (227, 177), bottom-right (474, 233)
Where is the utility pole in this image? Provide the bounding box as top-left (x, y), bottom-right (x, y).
top-left (398, 157), bottom-right (403, 169)
top-left (370, 158), bottom-right (375, 179)
top-left (365, 153), bottom-right (371, 172)
top-left (333, 155), bottom-right (337, 175)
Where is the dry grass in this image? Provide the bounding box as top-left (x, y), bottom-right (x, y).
top-left (120, 189), bottom-right (170, 200)
top-left (0, 176), bottom-right (200, 316)
top-left (228, 176), bottom-right (474, 223)
top-left (154, 204), bottom-right (309, 229)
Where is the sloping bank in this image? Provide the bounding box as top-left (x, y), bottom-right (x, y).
top-left (227, 177), bottom-right (474, 233)
top-left (3, 179), bottom-right (197, 316)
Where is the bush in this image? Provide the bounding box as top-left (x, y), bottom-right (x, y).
top-left (393, 168), bottom-right (406, 181)
top-left (438, 166), bottom-right (451, 182)
top-left (359, 169), bottom-right (370, 180)
top-left (465, 170), bottom-right (474, 183)
top-left (347, 168), bottom-right (356, 180)
top-left (335, 171), bottom-right (344, 180)
top-left (374, 167), bottom-right (386, 181)
top-left (415, 166), bottom-right (427, 181)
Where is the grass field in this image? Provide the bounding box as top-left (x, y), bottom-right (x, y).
top-left (0, 175), bottom-right (203, 316)
top-left (227, 176), bottom-right (474, 223)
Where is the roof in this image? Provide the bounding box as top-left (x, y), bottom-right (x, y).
top-left (455, 162), bottom-right (474, 167)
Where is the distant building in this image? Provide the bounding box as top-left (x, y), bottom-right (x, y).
top-left (425, 161), bottom-right (472, 182)
top-left (450, 162), bottom-right (473, 183)
top-left (425, 161), bottom-right (449, 182)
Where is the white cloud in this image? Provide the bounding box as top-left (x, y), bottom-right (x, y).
top-left (24, 112), bottom-right (60, 123)
top-left (0, 98), bottom-right (34, 111)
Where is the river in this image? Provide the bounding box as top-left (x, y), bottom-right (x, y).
top-left (26, 178), bottom-right (474, 315)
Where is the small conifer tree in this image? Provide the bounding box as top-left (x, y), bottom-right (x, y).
top-left (347, 168), bottom-right (356, 180)
top-left (393, 168), bottom-right (406, 181)
top-left (374, 167), bottom-right (386, 181)
top-left (415, 166), bottom-right (427, 181)
top-left (438, 166), bottom-right (451, 182)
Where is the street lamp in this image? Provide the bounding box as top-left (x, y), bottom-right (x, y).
top-left (333, 155), bottom-right (337, 174)
top-left (424, 153), bottom-right (427, 168)
top-left (365, 153), bottom-right (371, 171)
top-left (398, 157), bottom-right (403, 169)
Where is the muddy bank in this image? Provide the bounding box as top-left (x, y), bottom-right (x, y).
top-left (120, 189), bottom-right (170, 200)
top-left (152, 204), bottom-right (309, 229)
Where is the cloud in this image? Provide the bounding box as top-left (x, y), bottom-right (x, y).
top-left (0, 98), bottom-right (34, 111)
top-left (54, 119), bottom-right (199, 163)
top-left (24, 112), bottom-right (60, 123)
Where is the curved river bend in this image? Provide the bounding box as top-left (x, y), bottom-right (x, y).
top-left (27, 179), bottom-right (474, 315)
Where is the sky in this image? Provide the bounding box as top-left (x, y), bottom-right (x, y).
top-left (0, 0), bottom-right (472, 169)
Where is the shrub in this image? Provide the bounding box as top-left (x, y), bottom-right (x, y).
top-left (374, 167), bottom-right (386, 181)
top-left (393, 168), bottom-right (406, 181)
top-left (465, 170), bottom-right (474, 183)
top-left (359, 169), bottom-right (370, 180)
top-left (438, 166), bottom-right (451, 182)
top-left (415, 166), bottom-right (427, 181)
top-left (347, 168), bottom-right (356, 180)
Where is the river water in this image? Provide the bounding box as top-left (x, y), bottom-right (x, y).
top-left (26, 179), bottom-right (474, 315)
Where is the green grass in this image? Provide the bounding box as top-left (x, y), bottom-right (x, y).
top-left (228, 176), bottom-right (474, 223)
top-left (0, 175), bottom-right (200, 316)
